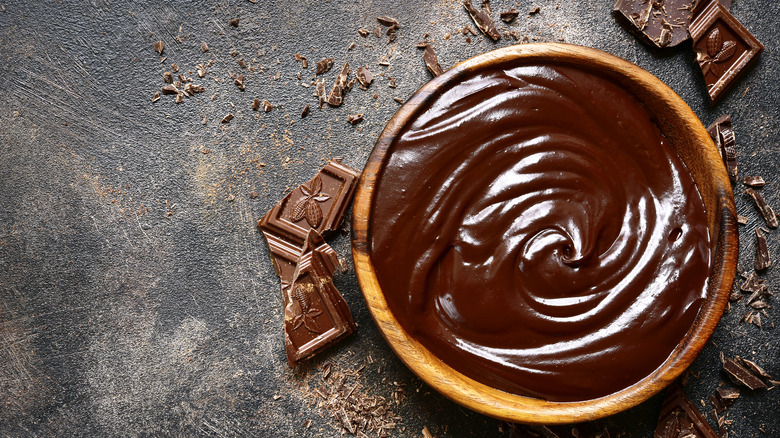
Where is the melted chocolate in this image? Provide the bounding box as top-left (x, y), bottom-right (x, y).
top-left (369, 63), bottom-right (711, 402)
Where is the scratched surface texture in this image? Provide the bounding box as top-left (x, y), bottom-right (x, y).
top-left (0, 1), bottom-right (778, 437)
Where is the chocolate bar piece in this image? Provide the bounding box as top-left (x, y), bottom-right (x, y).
top-left (690, 1), bottom-right (764, 102)
top-left (707, 114), bottom-right (737, 179)
top-left (283, 231), bottom-right (356, 366)
top-left (755, 228), bottom-right (770, 271)
top-left (745, 188), bottom-right (778, 229)
top-left (655, 383), bottom-right (718, 438)
top-left (258, 160), bottom-right (359, 250)
top-left (691, 0), bottom-right (731, 18)
top-left (613, 0), bottom-right (695, 48)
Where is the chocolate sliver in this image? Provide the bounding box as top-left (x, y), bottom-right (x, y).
top-left (463, 0), bottom-right (501, 41)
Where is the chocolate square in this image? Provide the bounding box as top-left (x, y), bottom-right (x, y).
top-left (690, 1), bottom-right (763, 102)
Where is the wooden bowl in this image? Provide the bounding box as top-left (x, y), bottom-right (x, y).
top-left (351, 43), bottom-right (738, 424)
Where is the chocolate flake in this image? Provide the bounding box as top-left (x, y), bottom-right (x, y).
top-left (708, 114), bottom-right (738, 179)
top-left (347, 114), bottom-right (364, 125)
top-left (422, 45), bottom-right (444, 77)
top-left (743, 176), bottom-right (765, 187)
top-left (253, 98), bottom-right (261, 111)
top-left (388, 77), bottom-right (396, 88)
top-left (163, 71), bottom-right (173, 84)
top-left (200, 41), bottom-right (209, 52)
top-left (463, 0), bottom-right (501, 41)
top-left (153, 40), bottom-right (164, 54)
top-left (327, 63), bottom-right (350, 107)
top-left (755, 228), bottom-right (771, 271)
top-left (690, 1), bottom-right (764, 102)
top-left (315, 79), bottom-right (327, 108)
top-left (301, 104), bottom-right (310, 118)
top-left (160, 84), bottom-right (178, 95)
top-left (746, 188), bottom-right (778, 228)
top-left (529, 6), bottom-right (541, 15)
top-left (723, 357), bottom-right (767, 390)
top-left (151, 91), bottom-right (160, 103)
top-left (262, 100), bottom-right (273, 112)
top-left (356, 66), bottom-right (374, 87)
top-left (316, 58), bottom-right (335, 75)
top-left (235, 74), bottom-right (246, 91)
top-left (737, 214), bottom-right (748, 224)
top-left (376, 16), bottom-right (399, 28)
top-left (221, 113), bottom-right (234, 124)
top-left (500, 9), bottom-right (519, 23)
top-left (393, 97), bottom-right (404, 104)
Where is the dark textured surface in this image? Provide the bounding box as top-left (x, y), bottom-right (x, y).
top-left (0, 1), bottom-right (777, 436)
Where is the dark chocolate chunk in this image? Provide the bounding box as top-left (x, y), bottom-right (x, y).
top-left (347, 114), bottom-right (364, 125)
top-left (715, 386), bottom-right (740, 406)
top-left (463, 0), bottom-right (501, 41)
top-left (741, 270), bottom-right (764, 293)
top-left (746, 188), bottom-right (778, 228)
top-left (301, 104), bottom-right (310, 118)
top-left (229, 17), bottom-right (239, 27)
top-left (376, 16), bottom-right (399, 29)
top-left (393, 97), bottom-right (404, 104)
top-left (316, 58), bottom-right (335, 75)
top-left (500, 9), bottom-right (519, 23)
top-left (755, 228), bottom-right (771, 271)
top-left (327, 63), bottom-right (350, 107)
top-left (723, 357), bottom-right (767, 390)
top-left (356, 66), bottom-right (374, 87)
top-left (655, 383), bottom-right (718, 438)
top-left (708, 393), bottom-right (725, 414)
top-left (258, 160), bottom-right (359, 249)
top-left (613, 0), bottom-right (694, 49)
top-left (690, 1), bottom-right (764, 102)
top-left (422, 45), bottom-right (445, 77)
top-left (743, 176), bottom-right (765, 187)
top-left (153, 40), bottom-right (164, 54)
top-left (741, 358), bottom-right (772, 379)
top-left (161, 84), bottom-right (178, 95)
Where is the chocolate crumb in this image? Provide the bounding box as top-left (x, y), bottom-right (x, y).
top-left (358, 28), bottom-right (370, 37)
top-left (529, 6), bottom-right (541, 15)
top-left (315, 79), bottom-right (327, 108)
top-left (249, 191), bottom-right (258, 199)
top-left (153, 40), bottom-right (164, 54)
top-left (500, 9), bottom-right (519, 22)
top-left (301, 104), bottom-right (310, 118)
top-left (200, 41), bottom-right (209, 53)
top-left (235, 74), bottom-right (246, 91)
top-left (746, 188), bottom-right (778, 228)
top-left (347, 114), bottom-right (364, 125)
top-left (388, 77), bottom-right (396, 88)
top-left (262, 100), bottom-right (273, 112)
top-left (152, 91), bottom-right (160, 103)
top-left (229, 18), bottom-right (239, 27)
top-left (743, 176), bottom-right (766, 187)
top-left (422, 44), bottom-right (444, 77)
top-left (163, 71), bottom-right (173, 84)
top-left (253, 98), bottom-right (260, 111)
top-left (348, 42), bottom-right (356, 50)
top-left (356, 66), bottom-right (374, 87)
top-left (327, 63), bottom-right (350, 107)
top-left (463, 0), bottom-right (501, 41)
top-left (221, 114), bottom-right (234, 124)
top-left (755, 228), bottom-right (770, 271)
top-left (393, 97), bottom-right (404, 104)
top-left (316, 58), bottom-right (335, 75)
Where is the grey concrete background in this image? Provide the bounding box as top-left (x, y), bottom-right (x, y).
top-left (0, 0), bottom-right (777, 436)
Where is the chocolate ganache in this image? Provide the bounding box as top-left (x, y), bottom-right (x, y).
top-left (369, 63), bottom-right (711, 402)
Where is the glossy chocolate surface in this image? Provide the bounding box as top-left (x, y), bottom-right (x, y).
top-left (369, 63), bottom-right (712, 401)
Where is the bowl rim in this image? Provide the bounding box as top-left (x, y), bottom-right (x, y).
top-left (351, 43), bottom-right (738, 424)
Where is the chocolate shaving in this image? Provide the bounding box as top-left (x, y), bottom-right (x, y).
top-left (327, 63), bottom-right (350, 107)
top-left (755, 228), bottom-right (771, 271)
top-left (463, 0), bottom-right (501, 41)
top-left (746, 188), bottom-right (778, 228)
top-left (316, 58), bottom-right (335, 75)
top-left (742, 358), bottom-right (773, 379)
top-left (723, 357), bottom-right (767, 390)
top-left (743, 176), bottom-right (765, 187)
top-left (376, 16), bottom-right (399, 28)
top-left (356, 66), bottom-right (374, 87)
top-left (235, 74), bottom-right (245, 91)
top-left (315, 79), bottom-right (327, 108)
top-left (161, 84), bottom-right (178, 95)
top-left (500, 9), bottom-right (519, 23)
top-left (153, 40), bottom-right (164, 54)
top-left (422, 45), bottom-right (444, 77)
top-left (221, 113), bottom-right (234, 124)
top-left (529, 6), bottom-right (541, 15)
top-left (301, 104), bottom-right (310, 118)
top-left (252, 98), bottom-right (260, 111)
top-left (347, 114), bottom-right (364, 125)
top-left (262, 100), bottom-right (273, 113)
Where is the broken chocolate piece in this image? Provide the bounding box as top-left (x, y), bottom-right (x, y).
top-left (315, 79), bottom-right (327, 108)
top-left (316, 58), bottom-right (335, 75)
top-left (715, 386), bottom-right (740, 406)
top-left (755, 228), bottom-right (770, 271)
top-left (262, 100), bottom-right (272, 112)
top-left (743, 176), bottom-right (765, 187)
top-left (741, 357), bottom-right (773, 379)
top-left (612, 0), bottom-right (694, 49)
top-left (200, 41), bottom-right (209, 53)
top-left (746, 188), bottom-right (778, 228)
top-left (160, 84), bottom-right (178, 95)
top-left (358, 28), bottom-right (370, 37)
top-left (347, 114), bottom-right (364, 125)
top-left (500, 9), bottom-right (519, 23)
top-left (422, 45), bottom-right (444, 77)
top-left (258, 160), bottom-right (359, 250)
top-left (463, 0), bottom-right (501, 41)
top-left (153, 40), bottom-right (164, 54)
top-left (723, 357), bottom-right (767, 389)
top-left (229, 17), bottom-right (239, 27)
top-left (741, 270), bottom-right (764, 293)
top-left (327, 63), bottom-right (350, 107)
top-left (252, 98), bottom-right (260, 111)
top-left (376, 16), bottom-right (399, 29)
top-left (301, 104), bottom-right (310, 118)
top-left (221, 114), bottom-right (234, 124)
top-left (692, 0), bottom-right (733, 18)
top-left (690, 1), bottom-right (764, 102)
top-left (706, 114), bottom-right (737, 179)
top-left (356, 66), bottom-right (374, 87)
top-left (529, 6), bottom-right (541, 15)
top-left (655, 383), bottom-right (718, 438)
top-left (235, 74), bottom-right (246, 91)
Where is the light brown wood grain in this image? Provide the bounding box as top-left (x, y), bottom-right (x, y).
top-left (351, 43), bottom-right (737, 425)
